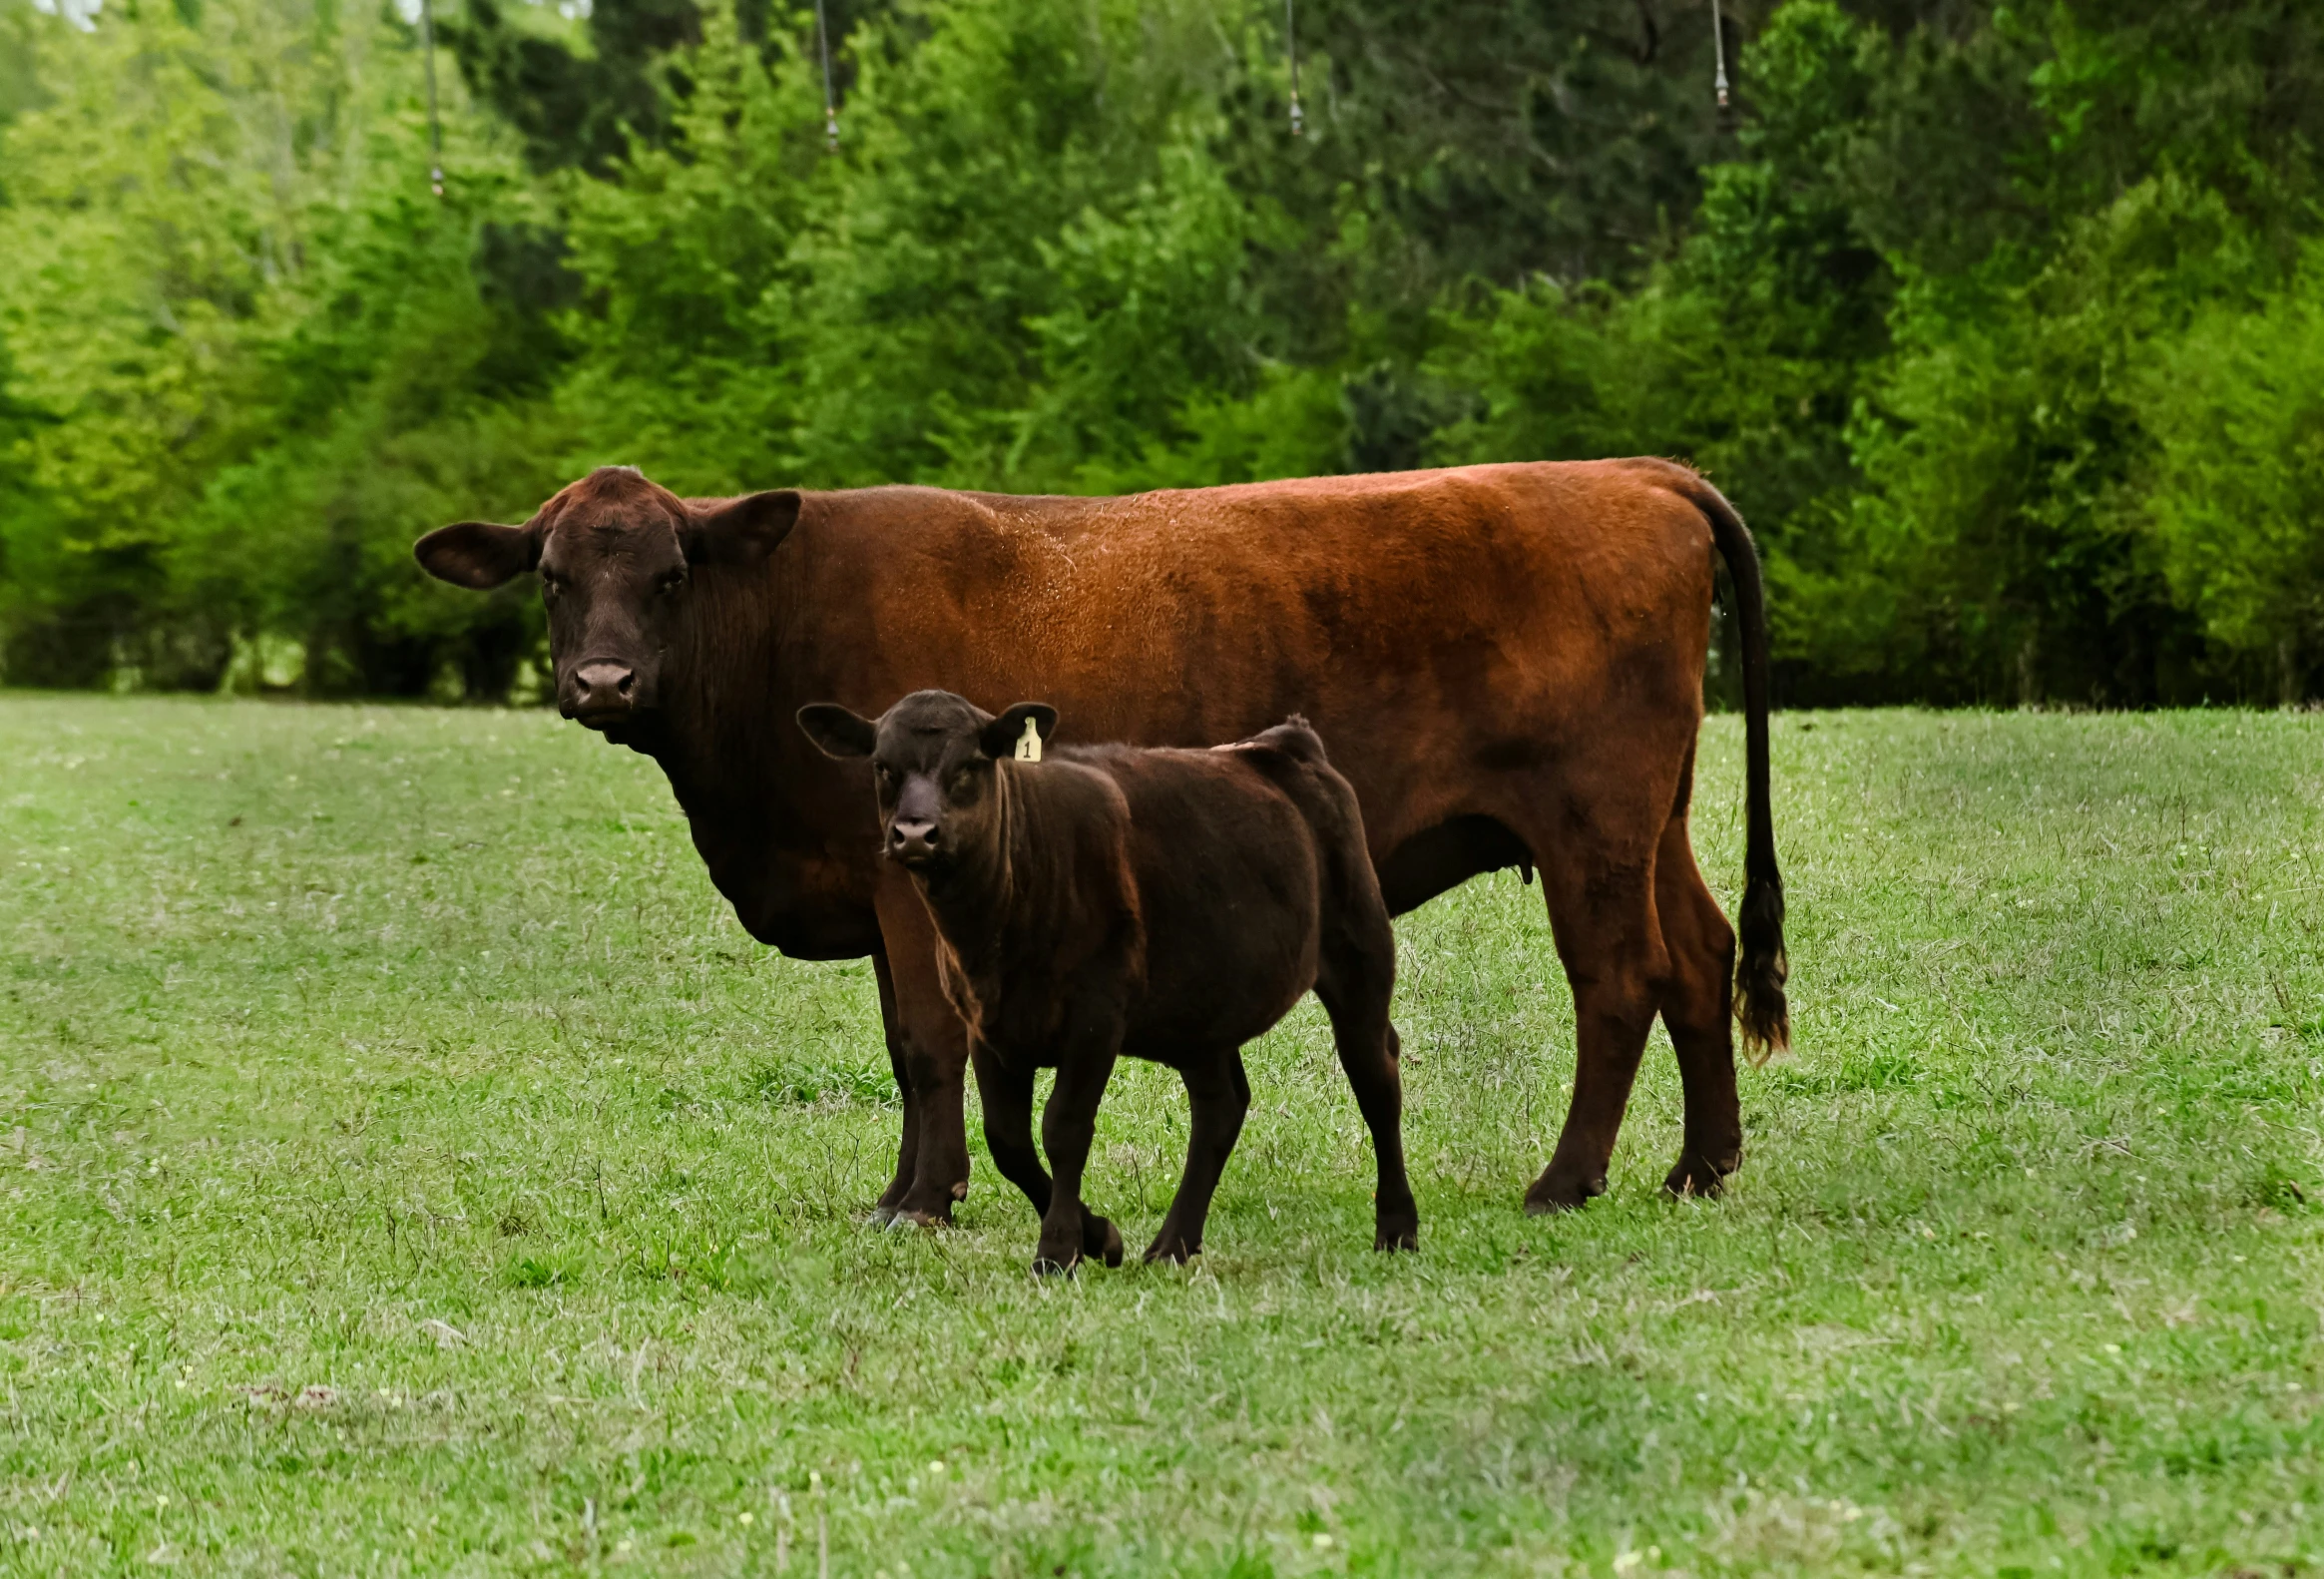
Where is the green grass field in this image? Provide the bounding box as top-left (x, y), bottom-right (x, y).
top-left (4, 697), bottom-right (2323, 1577)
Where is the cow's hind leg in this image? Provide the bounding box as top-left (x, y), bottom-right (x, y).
top-left (1145, 1048), bottom-right (1250, 1264)
top-left (1313, 912), bottom-right (1419, 1251)
top-left (1524, 824), bottom-right (1671, 1215)
top-left (1655, 814), bottom-right (1743, 1199)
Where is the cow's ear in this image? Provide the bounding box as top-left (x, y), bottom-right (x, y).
top-left (688, 490), bottom-right (801, 567)
top-left (797, 704), bottom-right (878, 761)
top-left (414, 519), bottom-right (538, 589)
top-left (979, 703), bottom-right (1059, 761)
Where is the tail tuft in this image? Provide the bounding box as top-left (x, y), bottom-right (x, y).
top-left (1734, 872), bottom-right (1789, 1065)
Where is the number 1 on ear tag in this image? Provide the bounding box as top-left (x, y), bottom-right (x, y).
top-left (1015, 718), bottom-right (1042, 763)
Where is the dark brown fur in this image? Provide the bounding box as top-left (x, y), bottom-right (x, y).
top-left (799, 692), bottom-right (1416, 1270)
top-left (415, 459), bottom-right (1788, 1224)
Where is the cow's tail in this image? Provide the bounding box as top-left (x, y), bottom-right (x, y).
top-left (1679, 471), bottom-right (1789, 1063)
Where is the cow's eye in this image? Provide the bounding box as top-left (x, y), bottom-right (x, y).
top-left (655, 571), bottom-right (686, 597)
top-left (539, 575), bottom-right (564, 602)
top-left (873, 764), bottom-right (897, 790)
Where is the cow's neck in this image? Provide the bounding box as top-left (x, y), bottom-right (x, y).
top-left (626, 565), bottom-right (876, 954)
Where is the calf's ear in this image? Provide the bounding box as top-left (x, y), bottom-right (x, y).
top-left (414, 520), bottom-right (539, 589)
top-left (688, 490), bottom-right (801, 567)
top-left (797, 704), bottom-right (879, 761)
top-left (979, 702), bottom-right (1059, 761)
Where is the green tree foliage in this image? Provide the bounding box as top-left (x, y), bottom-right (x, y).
top-left (6, 0), bottom-right (2324, 702)
top-left (2141, 248), bottom-right (2324, 703)
top-left (0, 0), bottom-right (563, 693)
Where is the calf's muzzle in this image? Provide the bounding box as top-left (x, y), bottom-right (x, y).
top-left (887, 815), bottom-right (941, 863)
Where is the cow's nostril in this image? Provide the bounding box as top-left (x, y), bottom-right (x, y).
top-left (573, 662), bottom-right (636, 708)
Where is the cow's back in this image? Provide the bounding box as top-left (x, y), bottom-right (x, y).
top-left (786, 461), bottom-right (1717, 872)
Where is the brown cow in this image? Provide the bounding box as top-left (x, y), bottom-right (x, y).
top-left (796, 691), bottom-right (1418, 1271)
top-left (414, 459), bottom-right (1787, 1225)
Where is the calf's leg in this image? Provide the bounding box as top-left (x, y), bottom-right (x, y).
top-left (873, 875), bottom-right (973, 1225)
top-left (1035, 1039), bottom-right (1124, 1275)
top-left (1144, 1048), bottom-right (1250, 1264)
top-left (971, 1043), bottom-right (1123, 1263)
top-left (1314, 917), bottom-right (1420, 1251)
top-left (971, 1045), bottom-right (1052, 1215)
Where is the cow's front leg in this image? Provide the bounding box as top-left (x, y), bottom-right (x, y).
top-left (869, 948), bottom-right (922, 1224)
top-left (875, 871), bottom-right (972, 1226)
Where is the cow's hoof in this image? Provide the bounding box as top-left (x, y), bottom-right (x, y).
top-left (1523, 1170), bottom-right (1605, 1216)
top-left (1031, 1250), bottom-right (1080, 1278)
top-left (1663, 1152), bottom-right (1738, 1201)
top-left (867, 1205), bottom-right (898, 1228)
top-left (885, 1204), bottom-right (953, 1230)
top-left (1374, 1212), bottom-right (1419, 1252)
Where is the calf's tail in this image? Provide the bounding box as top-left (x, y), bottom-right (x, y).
top-left (1677, 472), bottom-right (1790, 1063)
top-left (1244, 714), bottom-right (1329, 766)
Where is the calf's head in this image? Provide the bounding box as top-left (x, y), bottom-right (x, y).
top-left (413, 467), bottom-right (799, 739)
top-left (796, 690), bottom-right (1057, 870)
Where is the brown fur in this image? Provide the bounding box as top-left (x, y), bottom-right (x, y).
top-left (415, 458), bottom-right (1789, 1222)
top-left (798, 693), bottom-right (1415, 1270)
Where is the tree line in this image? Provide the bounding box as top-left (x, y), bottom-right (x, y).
top-left (3, 0), bottom-right (2321, 706)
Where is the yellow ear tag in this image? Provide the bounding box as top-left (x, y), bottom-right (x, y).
top-left (1015, 718), bottom-right (1042, 763)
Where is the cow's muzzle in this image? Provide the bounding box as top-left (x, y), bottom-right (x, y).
top-left (564, 661), bottom-right (638, 729)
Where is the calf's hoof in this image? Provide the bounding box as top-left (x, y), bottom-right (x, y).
top-left (1085, 1216), bottom-right (1126, 1270)
top-left (1143, 1232), bottom-right (1198, 1265)
top-left (1374, 1209), bottom-right (1420, 1252)
top-left (1523, 1168), bottom-right (1606, 1216)
top-left (882, 1183), bottom-right (964, 1229)
top-left (1663, 1149), bottom-right (1740, 1201)
top-left (883, 1203), bottom-right (955, 1230)
top-left (1032, 1247), bottom-right (1080, 1277)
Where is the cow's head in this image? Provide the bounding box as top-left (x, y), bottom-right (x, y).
top-left (414, 467), bottom-right (799, 738)
top-left (795, 690), bottom-right (1056, 871)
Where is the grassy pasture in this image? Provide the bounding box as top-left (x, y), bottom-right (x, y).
top-left (3, 697), bottom-right (2323, 1577)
